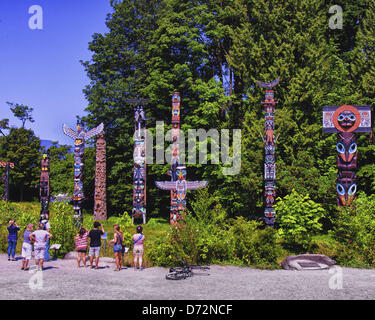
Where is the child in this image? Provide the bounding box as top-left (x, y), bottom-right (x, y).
top-left (75, 228), bottom-right (89, 268)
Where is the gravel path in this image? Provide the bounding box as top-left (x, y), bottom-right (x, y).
top-left (1, 254), bottom-right (375, 300)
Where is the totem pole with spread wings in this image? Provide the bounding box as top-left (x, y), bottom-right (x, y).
top-left (63, 120), bottom-right (104, 227)
top-left (155, 92), bottom-right (208, 225)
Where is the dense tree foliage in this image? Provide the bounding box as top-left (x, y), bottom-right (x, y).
top-left (81, 0), bottom-right (374, 221)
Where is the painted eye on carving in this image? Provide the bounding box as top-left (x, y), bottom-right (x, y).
top-left (349, 114), bottom-right (356, 121)
top-left (348, 184), bottom-right (357, 196)
top-left (349, 143), bottom-right (357, 154)
top-left (336, 143), bottom-right (345, 153)
top-left (338, 114), bottom-right (345, 121)
top-left (337, 184), bottom-right (345, 196)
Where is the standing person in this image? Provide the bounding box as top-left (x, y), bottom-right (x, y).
top-left (132, 226), bottom-right (145, 270)
top-left (7, 220), bottom-right (20, 261)
top-left (110, 224), bottom-right (124, 271)
top-left (21, 224), bottom-right (34, 270)
top-left (75, 228), bottom-right (89, 268)
top-left (40, 214), bottom-right (51, 262)
top-left (88, 222), bottom-right (104, 269)
top-left (30, 223), bottom-right (52, 271)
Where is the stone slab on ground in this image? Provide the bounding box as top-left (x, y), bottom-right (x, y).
top-left (281, 254), bottom-right (336, 271)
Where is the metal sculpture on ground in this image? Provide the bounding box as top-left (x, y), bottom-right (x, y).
top-left (0, 161), bottom-right (14, 201)
top-left (155, 92), bottom-right (208, 225)
top-left (323, 105), bottom-right (372, 206)
top-left (39, 152), bottom-right (50, 221)
top-left (257, 78), bottom-right (280, 227)
top-left (132, 102), bottom-right (148, 224)
top-left (63, 120), bottom-right (104, 227)
top-left (93, 131), bottom-right (107, 220)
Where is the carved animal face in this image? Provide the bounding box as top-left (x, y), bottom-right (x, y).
top-left (337, 111), bottom-right (356, 129)
top-left (337, 179), bottom-right (356, 206)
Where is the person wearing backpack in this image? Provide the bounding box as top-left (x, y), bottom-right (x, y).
top-left (132, 226), bottom-right (145, 270)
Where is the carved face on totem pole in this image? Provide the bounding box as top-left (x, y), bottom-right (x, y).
top-left (134, 140), bottom-right (145, 165)
top-left (323, 104), bottom-right (372, 207)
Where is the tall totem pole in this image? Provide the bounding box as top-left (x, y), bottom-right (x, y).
top-left (257, 79), bottom-right (280, 227)
top-left (0, 161), bottom-right (14, 201)
top-left (132, 104), bottom-right (148, 224)
top-left (323, 105), bottom-right (372, 206)
top-left (63, 120), bottom-right (104, 227)
top-left (39, 152), bottom-right (50, 221)
top-left (93, 131), bottom-right (107, 220)
top-left (155, 92), bottom-right (208, 225)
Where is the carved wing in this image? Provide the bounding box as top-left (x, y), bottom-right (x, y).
top-left (257, 78), bottom-right (280, 89)
top-left (155, 181), bottom-right (177, 190)
top-left (62, 124), bottom-right (78, 140)
top-left (84, 123), bottom-right (104, 140)
top-left (186, 181), bottom-right (208, 190)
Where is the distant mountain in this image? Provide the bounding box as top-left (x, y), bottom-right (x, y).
top-left (40, 139), bottom-right (56, 149)
top-left (40, 139), bottom-right (74, 153)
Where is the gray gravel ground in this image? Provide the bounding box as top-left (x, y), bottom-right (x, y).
top-left (1, 254), bottom-right (375, 300)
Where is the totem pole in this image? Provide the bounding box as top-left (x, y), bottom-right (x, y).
top-left (132, 104), bottom-right (148, 224)
top-left (63, 120), bottom-right (104, 227)
top-left (155, 92), bottom-right (208, 225)
top-left (323, 105), bottom-right (372, 206)
top-left (0, 161), bottom-right (14, 201)
top-left (39, 152), bottom-right (50, 221)
top-left (257, 78), bottom-right (280, 227)
top-left (93, 131), bottom-right (107, 220)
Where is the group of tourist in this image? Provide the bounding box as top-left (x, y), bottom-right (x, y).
top-left (74, 222), bottom-right (145, 271)
top-left (7, 219), bottom-right (52, 271)
top-left (6, 219), bottom-right (145, 271)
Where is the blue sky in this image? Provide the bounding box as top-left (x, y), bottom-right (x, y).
top-left (0, 0), bottom-right (112, 145)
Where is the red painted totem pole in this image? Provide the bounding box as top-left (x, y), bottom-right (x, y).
top-left (155, 92), bottom-right (208, 225)
top-left (0, 161), bottom-right (14, 201)
top-left (323, 105), bottom-right (372, 206)
top-left (39, 152), bottom-right (50, 221)
top-left (257, 79), bottom-right (280, 227)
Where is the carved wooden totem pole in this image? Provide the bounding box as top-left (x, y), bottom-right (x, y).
top-left (94, 131), bottom-right (107, 220)
top-left (39, 152), bottom-right (50, 221)
top-left (257, 79), bottom-right (280, 227)
top-left (155, 92), bottom-right (208, 225)
top-left (323, 105), bottom-right (372, 206)
top-left (132, 105), bottom-right (148, 224)
top-left (63, 120), bottom-right (104, 227)
top-left (0, 161), bottom-right (14, 201)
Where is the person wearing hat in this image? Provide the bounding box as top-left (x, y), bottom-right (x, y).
top-left (21, 224), bottom-right (34, 271)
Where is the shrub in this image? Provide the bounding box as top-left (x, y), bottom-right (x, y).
top-left (146, 190), bottom-right (281, 268)
top-left (274, 189), bottom-right (326, 251)
top-left (49, 201), bottom-right (77, 256)
top-left (0, 200), bottom-right (39, 251)
top-left (331, 192), bottom-right (375, 267)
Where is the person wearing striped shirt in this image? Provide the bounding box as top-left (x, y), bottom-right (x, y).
top-left (75, 228), bottom-right (89, 268)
